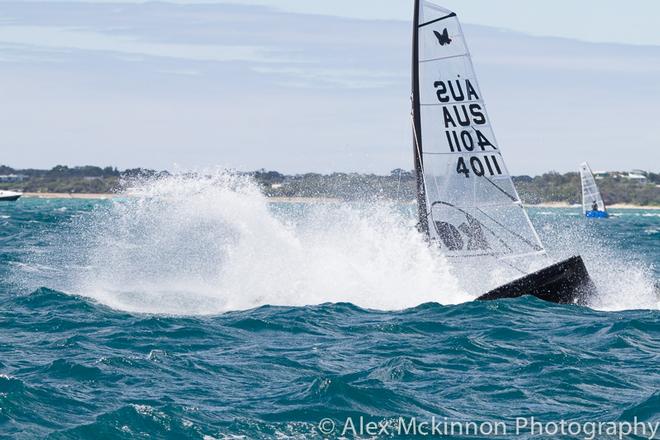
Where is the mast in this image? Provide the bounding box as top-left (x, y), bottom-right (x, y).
top-left (412, 0), bottom-right (429, 238)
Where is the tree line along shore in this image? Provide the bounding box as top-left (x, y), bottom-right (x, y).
top-left (1, 165), bottom-right (658, 207)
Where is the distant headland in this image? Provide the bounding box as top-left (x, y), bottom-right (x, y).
top-left (0, 165), bottom-right (658, 207)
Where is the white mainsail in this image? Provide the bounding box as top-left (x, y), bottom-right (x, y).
top-left (412, 1), bottom-right (544, 261)
top-left (579, 162), bottom-right (606, 214)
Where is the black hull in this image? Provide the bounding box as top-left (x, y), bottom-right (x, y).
top-left (0, 195), bottom-right (21, 202)
top-left (476, 255), bottom-right (595, 305)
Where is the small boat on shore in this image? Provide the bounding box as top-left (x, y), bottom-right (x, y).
top-left (0, 190), bottom-right (22, 202)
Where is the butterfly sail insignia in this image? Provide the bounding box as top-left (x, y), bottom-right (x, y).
top-left (412, 0), bottom-right (545, 260)
top-left (433, 29), bottom-right (452, 46)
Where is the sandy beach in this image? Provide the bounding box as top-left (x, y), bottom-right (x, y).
top-left (19, 193), bottom-right (660, 209)
top-left (23, 192), bottom-right (116, 200)
top-left (528, 202), bottom-right (660, 210)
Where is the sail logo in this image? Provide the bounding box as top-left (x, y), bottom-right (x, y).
top-left (433, 213), bottom-right (490, 252)
top-left (433, 28), bottom-right (452, 46)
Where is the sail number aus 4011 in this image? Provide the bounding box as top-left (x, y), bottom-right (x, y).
top-left (456, 155), bottom-right (502, 178)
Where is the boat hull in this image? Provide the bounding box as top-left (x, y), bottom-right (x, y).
top-left (585, 210), bottom-right (609, 218)
top-left (476, 255), bottom-right (595, 305)
top-left (0, 194), bottom-right (21, 202)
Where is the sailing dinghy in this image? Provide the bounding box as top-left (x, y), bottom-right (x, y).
top-left (579, 162), bottom-right (609, 218)
top-left (410, 1), bottom-right (596, 304)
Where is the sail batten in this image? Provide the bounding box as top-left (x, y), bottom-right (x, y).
top-left (419, 12), bottom-right (456, 28)
top-left (419, 54), bottom-right (468, 63)
top-left (423, 151), bottom-right (502, 156)
top-left (412, 0), bottom-right (545, 259)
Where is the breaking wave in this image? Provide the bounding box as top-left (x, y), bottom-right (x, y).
top-left (19, 172), bottom-right (657, 315)
top-left (65, 173), bottom-right (467, 314)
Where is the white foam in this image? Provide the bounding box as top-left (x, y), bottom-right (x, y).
top-left (24, 172), bottom-right (656, 315)
top-left (71, 172), bottom-right (468, 315)
top-left (591, 267), bottom-right (659, 312)
top-left (531, 215), bottom-right (659, 311)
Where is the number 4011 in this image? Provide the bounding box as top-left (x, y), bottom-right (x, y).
top-left (456, 155), bottom-right (502, 178)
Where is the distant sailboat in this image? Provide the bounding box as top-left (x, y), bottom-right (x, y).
top-left (410, 1), bottom-right (596, 304)
top-left (0, 190), bottom-right (21, 202)
top-left (579, 162), bottom-right (609, 218)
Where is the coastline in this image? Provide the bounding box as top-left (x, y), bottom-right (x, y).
top-left (20, 193), bottom-right (660, 209)
top-left (527, 202), bottom-right (660, 210)
top-left (23, 192), bottom-right (116, 199)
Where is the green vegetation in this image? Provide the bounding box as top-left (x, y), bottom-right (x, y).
top-left (254, 169), bottom-right (417, 201)
top-left (513, 172), bottom-right (660, 206)
top-left (0, 166), bottom-right (163, 194)
top-left (256, 169), bottom-right (659, 206)
top-left (1, 165), bottom-right (658, 206)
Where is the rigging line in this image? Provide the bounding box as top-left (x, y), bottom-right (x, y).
top-left (499, 250), bottom-right (546, 260)
top-left (483, 176), bottom-right (518, 202)
top-left (454, 250), bottom-right (528, 275)
top-left (441, 206), bottom-right (527, 275)
top-left (498, 257), bottom-right (528, 276)
top-left (481, 220), bottom-right (514, 253)
top-left (438, 244), bottom-right (529, 275)
top-left (423, 151), bottom-right (499, 156)
top-left (429, 200), bottom-right (514, 253)
top-left (444, 252), bottom-right (504, 258)
top-left (476, 207), bottom-right (544, 252)
top-left (425, 200), bottom-right (526, 275)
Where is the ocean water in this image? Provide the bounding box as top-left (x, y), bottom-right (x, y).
top-left (0, 175), bottom-right (658, 439)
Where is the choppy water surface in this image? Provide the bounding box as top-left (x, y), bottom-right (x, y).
top-left (0, 176), bottom-right (658, 439)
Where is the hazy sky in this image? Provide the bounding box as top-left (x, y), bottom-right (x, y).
top-left (14, 0), bottom-right (660, 46)
top-left (173, 0), bottom-right (660, 46)
top-left (1, 1), bottom-right (658, 174)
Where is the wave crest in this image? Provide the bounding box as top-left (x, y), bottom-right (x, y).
top-left (68, 172), bottom-right (466, 314)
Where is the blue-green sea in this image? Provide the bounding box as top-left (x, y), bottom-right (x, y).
top-left (1, 187), bottom-right (658, 439)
